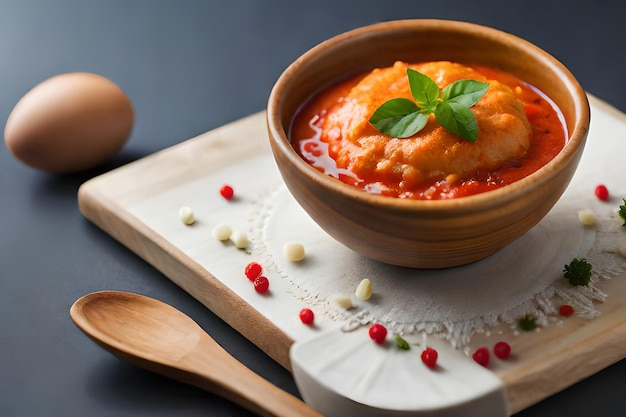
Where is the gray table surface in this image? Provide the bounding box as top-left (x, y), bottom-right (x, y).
top-left (1, 1), bottom-right (625, 416)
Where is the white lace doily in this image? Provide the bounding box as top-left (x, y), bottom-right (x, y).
top-left (253, 182), bottom-right (626, 348)
top-left (127, 98), bottom-right (626, 351)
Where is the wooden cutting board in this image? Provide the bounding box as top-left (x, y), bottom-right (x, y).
top-left (78, 96), bottom-right (626, 415)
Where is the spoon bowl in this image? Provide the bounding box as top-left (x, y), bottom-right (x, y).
top-left (70, 290), bottom-right (323, 417)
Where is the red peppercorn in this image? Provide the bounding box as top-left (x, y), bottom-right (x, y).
top-left (594, 184), bottom-right (609, 201)
top-left (368, 323), bottom-right (387, 345)
top-left (559, 304), bottom-right (575, 317)
top-left (299, 308), bottom-right (314, 325)
top-left (220, 184), bottom-right (234, 200)
top-left (253, 276), bottom-right (269, 294)
top-left (472, 347), bottom-right (490, 367)
top-left (493, 341), bottom-right (511, 360)
top-left (244, 261), bottom-right (262, 281)
top-left (421, 347), bottom-right (438, 369)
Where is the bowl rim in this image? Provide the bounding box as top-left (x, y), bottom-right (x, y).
top-left (267, 19), bottom-right (590, 214)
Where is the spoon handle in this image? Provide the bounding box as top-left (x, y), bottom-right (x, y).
top-left (174, 333), bottom-right (325, 417)
top-left (70, 290), bottom-right (324, 417)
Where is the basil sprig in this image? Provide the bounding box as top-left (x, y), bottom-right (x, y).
top-left (369, 68), bottom-right (489, 142)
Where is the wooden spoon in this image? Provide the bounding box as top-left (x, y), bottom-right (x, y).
top-left (70, 290), bottom-right (324, 417)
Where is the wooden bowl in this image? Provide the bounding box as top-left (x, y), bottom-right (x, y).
top-left (266, 19), bottom-right (590, 268)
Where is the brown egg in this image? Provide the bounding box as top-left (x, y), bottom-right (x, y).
top-left (4, 72), bottom-right (134, 173)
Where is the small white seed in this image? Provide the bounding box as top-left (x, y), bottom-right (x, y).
top-left (283, 242), bottom-right (305, 261)
top-left (212, 223), bottom-right (232, 241)
top-left (230, 231), bottom-right (249, 249)
top-left (179, 206), bottom-right (195, 225)
top-left (578, 209), bottom-right (596, 226)
top-left (355, 278), bottom-right (372, 300)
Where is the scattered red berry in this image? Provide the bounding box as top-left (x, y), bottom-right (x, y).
top-left (421, 347), bottom-right (438, 369)
top-left (368, 323), bottom-right (387, 345)
top-left (244, 261), bottom-right (262, 281)
top-left (472, 347), bottom-right (490, 367)
top-left (220, 184), bottom-right (234, 200)
top-left (253, 276), bottom-right (269, 294)
top-left (594, 184), bottom-right (609, 201)
top-left (299, 308), bottom-right (315, 325)
top-left (493, 341), bottom-right (511, 360)
top-left (559, 304), bottom-right (575, 317)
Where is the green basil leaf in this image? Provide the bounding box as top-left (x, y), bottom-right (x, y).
top-left (442, 80), bottom-right (489, 108)
top-left (407, 68), bottom-right (439, 111)
top-left (394, 335), bottom-right (411, 350)
top-left (434, 101), bottom-right (479, 142)
top-left (369, 98), bottom-right (429, 138)
top-left (369, 97), bottom-right (419, 122)
top-left (369, 69), bottom-right (488, 142)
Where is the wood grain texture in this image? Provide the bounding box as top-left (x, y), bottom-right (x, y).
top-left (474, 268), bottom-right (626, 413)
top-left (70, 291), bottom-right (324, 417)
top-left (78, 102), bottom-right (626, 414)
top-left (78, 112), bottom-right (295, 369)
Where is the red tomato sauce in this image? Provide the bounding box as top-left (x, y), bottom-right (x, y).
top-left (290, 64), bottom-right (567, 200)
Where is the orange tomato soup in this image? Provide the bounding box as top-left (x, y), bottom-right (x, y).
top-left (290, 62), bottom-right (566, 200)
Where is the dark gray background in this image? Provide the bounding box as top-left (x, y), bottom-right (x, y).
top-left (1, 1), bottom-right (624, 416)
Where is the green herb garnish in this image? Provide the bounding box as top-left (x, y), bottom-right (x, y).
top-left (563, 258), bottom-right (592, 287)
top-left (368, 68), bottom-right (489, 142)
top-left (618, 198), bottom-right (626, 225)
top-left (394, 334), bottom-right (411, 350)
top-left (518, 314), bottom-right (538, 331)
